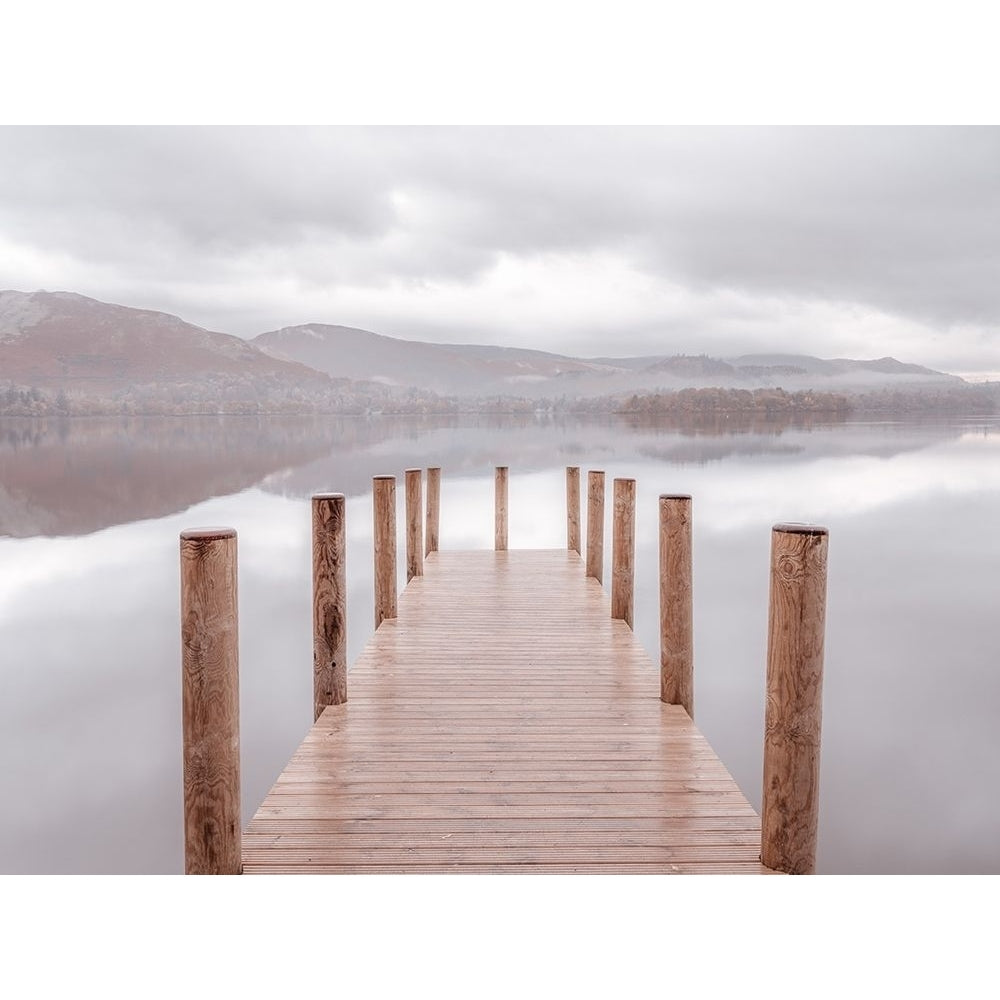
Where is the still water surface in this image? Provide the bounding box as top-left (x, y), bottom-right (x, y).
top-left (1, 413), bottom-right (998, 873)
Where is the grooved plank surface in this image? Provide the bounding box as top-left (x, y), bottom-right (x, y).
top-left (243, 550), bottom-right (774, 874)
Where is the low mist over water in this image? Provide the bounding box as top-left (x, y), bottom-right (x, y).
top-left (1, 412), bottom-right (998, 873)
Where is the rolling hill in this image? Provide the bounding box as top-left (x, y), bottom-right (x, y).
top-left (0, 289), bottom-right (968, 415)
top-left (254, 323), bottom-right (962, 398)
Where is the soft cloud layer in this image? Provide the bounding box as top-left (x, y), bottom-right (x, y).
top-left (1, 125), bottom-right (998, 369)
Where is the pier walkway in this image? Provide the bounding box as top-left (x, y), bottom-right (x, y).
top-left (241, 548), bottom-right (772, 874)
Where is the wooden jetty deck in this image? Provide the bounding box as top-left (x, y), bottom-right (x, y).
top-left (241, 549), bottom-right (772, 873)
top-left (181, 467), bottom-right (828, 875)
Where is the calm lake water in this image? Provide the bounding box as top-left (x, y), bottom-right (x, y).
top-left (1, 412), bottom-right (998, 874)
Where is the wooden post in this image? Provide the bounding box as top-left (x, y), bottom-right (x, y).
top-left (586, 470), bottom-right (605, 582)
top-left (180, 527), bottom-right (241, 875)
top-left (761, 523), bottom-right (829, 875)
top-left (610, 478), bottom-right (636, 628)
top-left (659, 494), bottom-right (694, 716)
top-left (425, 466), bottom-right (441, 556)
top-left (405, 468), bottom-right (424, 582)
top-left (495, 466), bottom-right (508, 551)
top-left (312, 493), bottom-right (347, 721)
top-left (373, 475), bottom-right (397, 628)
top-left (566, 466), bottom-right (581, 554)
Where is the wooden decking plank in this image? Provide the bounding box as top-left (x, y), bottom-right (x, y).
top-left (244, 549), bottom-right (772, 874)
top-left (246, 815), bottom-right (754, 843)
top-left (242, 864), bottom-right (774, 874)
top-left (241, 847), bottom-right (767, 864)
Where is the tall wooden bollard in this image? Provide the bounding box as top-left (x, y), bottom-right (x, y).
top-left (373, 475), bottom-right (397, 628)
top-left (312, 493), bottom-right (347, 721)
top-left (586, 470), bottom-right (605, 582)
top-left (659, 494), bottom-right (694, 717)
top-left (610, 478), bottom-right (636, 629)
top-left (495, 466), bottom-right (508, 551)
top-left (425, 466), bottom-right (441, 556)
top-left (180, 528), bottom-right (241, 875)
top-left (761, 523), bottom-right (829, 875)
top-left (405, 469), bottom-right (424, 582)
top-left (566, 466), bottom-right (581, 554)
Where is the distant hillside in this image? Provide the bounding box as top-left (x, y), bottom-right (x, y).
top-left (0, 291), bottom-right (421, 415)
top-left (0, 290), bottom-right (334, 387)
top-left (643, 355), bottom-right (739, 377)
top-left (253, 323), bottom-right (614, 395)
top-left (0, 289), bottom-right (970, 415)
top-left (256, 321), bottom-right (963, 399)
top-left (726, 353), bottom-right (954, 380)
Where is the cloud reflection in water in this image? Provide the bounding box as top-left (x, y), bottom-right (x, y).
top-left (1, 414), bottom-right (998, 872)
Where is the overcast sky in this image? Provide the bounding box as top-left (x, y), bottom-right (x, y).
top-left (1, 125), bottom-right (998, 372)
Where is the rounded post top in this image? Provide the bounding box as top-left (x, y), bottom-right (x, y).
top-left (312, 492), bottom-right (345, 501)
top-left (373, 474), bottom-right (396, 482)
top-left (180, 527), bottom-right (236, 542)
top-left (659, 493), bottom-right (692, 501)
top-left (405, 468), bottom-right (422, 475)
top-left (773, 522), bottom-right (829, 536)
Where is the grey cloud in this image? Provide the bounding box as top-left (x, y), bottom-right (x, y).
top-left (642, 127), bottom-right (1000, 325)
top-left (382, 126), bottom-right (1000, 326)
top-left (0, 126), bottom-right (395, 252)
top-left (0, 125), bottom-right (998, 361)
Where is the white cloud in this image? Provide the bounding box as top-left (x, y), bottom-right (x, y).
top-left (1, 126), bottom-right (999, 369)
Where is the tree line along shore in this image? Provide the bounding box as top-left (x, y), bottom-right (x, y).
top-left (1, 379), bottom-right (996, 419)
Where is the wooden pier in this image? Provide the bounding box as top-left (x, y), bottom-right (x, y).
top-left (181, 467), bottom-right (828, 874)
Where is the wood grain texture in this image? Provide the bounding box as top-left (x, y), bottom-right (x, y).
top-left (373, 476), bottom-right (397, 628)
top-left (425, 467), bottom-right (440, 556)
top-left (566, 466), bottom-right (581, 553)
top-left (611, 479), bottom-right (636, 629)
top-left (244, 549), bottom-right (773, 874)
top-left (405, 469), bottom-right (424, 582)
top-left (586, 470), bottom-right (605, 582)
top-left (659, 494), bottom-right (693, 716)
top-left (312, 494), bottom-right (347, 720)
top-left (761, 524), bottom-right (828, 875)
top-left (495, 466), bottom-right (508, 551)
top-left (180, 528), bottom-right (241, 875)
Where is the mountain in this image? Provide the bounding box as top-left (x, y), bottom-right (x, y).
top-left (0, 290), bottom-right (967, 415)
top-left (726, 353), bottom-right (952, 380)
top-left (0, 290), bottom-right (333, 387)
top-left (253, 323), bottom-right (616, 395)
top-left (0, 290), bottom-right (388, 414)
top-left (255, 322), bottom-right (962, 399)
top-left (642, 355), bottom-right (739, 377)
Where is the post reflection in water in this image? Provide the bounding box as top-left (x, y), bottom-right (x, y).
top-left (1, 412), bottom-right (998, 873)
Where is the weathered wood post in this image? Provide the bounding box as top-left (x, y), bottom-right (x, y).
top-left (611, 478), bottom-right (636, 628)
top-left (425, 466), bottom-right (441, 556)
top-left (586, 470), bottom-right (605, 582)
top-left (761, 523), bottom-right (829, 875)
top-left (312, 493), bottom-right (347, 721)
top-left (373, 475), bottom-right (397, 628)
top-left (180, 527), bottom-right (241, 875)
top-left (566, 466), bottom-right (581, 554)
top-left (659, 494), bottom-right (694, 717)
top-left (495, 466), bottom-right (508, 551)
top-left (405, 468), bottom-right (424, 582)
